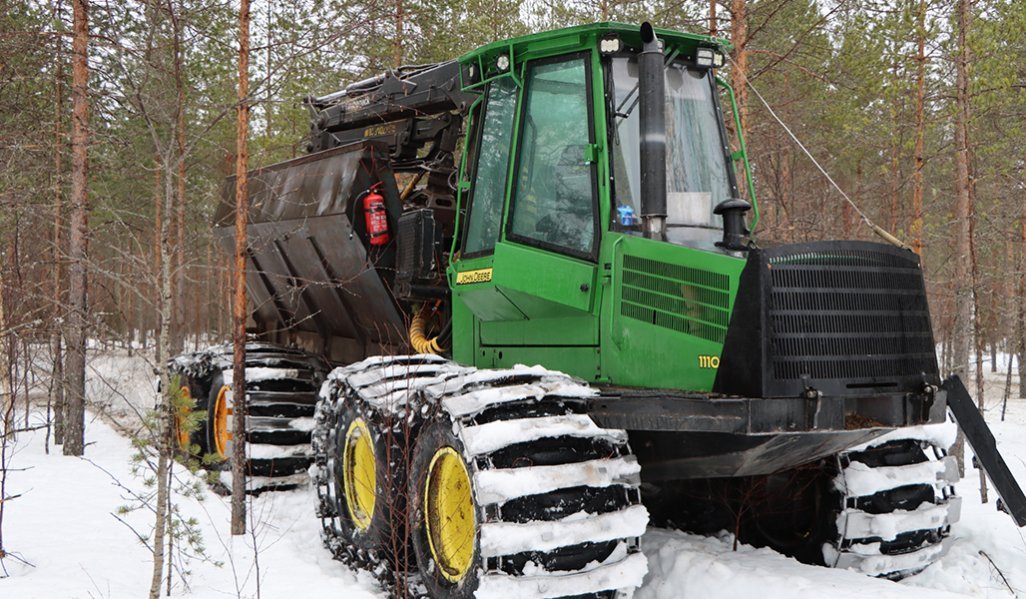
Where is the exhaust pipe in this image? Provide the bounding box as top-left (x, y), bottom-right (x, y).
top-left (638, 22), bottom-right (666, 240)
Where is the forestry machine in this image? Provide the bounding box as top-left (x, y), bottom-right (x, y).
top-left (168, 22), bottom-right (1026, 598)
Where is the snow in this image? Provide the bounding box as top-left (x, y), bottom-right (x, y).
top-left (825, 539), bottom-right (951, 577)
top-left (4, 348), bottom-right (1026, 598)
top-left (848, 421), bottom-right (960, 453)
top-left (838, 455), bottom-right (959, 496)
top-left (838, 496), bottom-right (962, 541)
top-left (458, 414), bottom-right (628, 456)
top-left (288, 416), bottom-right (317, 432)
top-left (2, 411), bottom-right (383, 598)
top-left (247, 443), bottom-right (311, 459)
top-left (638, 530), bottom-right (964, 599)
top-left (473, 455), bottom-right (641, 504)
top-left (222, 367), bottom-right (304, 383)
top-left (440, 379), bottom-right (596, 418)
top-left (476, 550), bottom-right (648, 599)
top-left (478, 504), bottom-right (650, 557)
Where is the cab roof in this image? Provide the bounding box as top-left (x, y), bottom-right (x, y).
top-left (458, 21), bottom-right (730, 68)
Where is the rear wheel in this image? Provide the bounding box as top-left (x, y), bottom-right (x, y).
top-left (168, 343), bottom-right (329, 492)
top-left (824, 434), bottom-right (960, 578)
top-left (409, 419), bottom-right (481, 597)
top-left (205, 374), bottom-right (234, 460)
top-left (172, 376), bottom-right (207, 456)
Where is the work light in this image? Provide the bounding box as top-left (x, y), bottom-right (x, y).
top-left (600, 34), bottom-right (622, 54)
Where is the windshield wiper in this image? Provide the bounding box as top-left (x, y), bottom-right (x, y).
top-left (614, 48), bottom-right (680, 120)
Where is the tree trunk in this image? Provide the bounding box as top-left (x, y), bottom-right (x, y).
top-left (1019, 113), bottom-right (1026, 399)
top-left (151, 3), bottom-right (187, 591)
top-left (231, 0), bottom-right (251, 537)
top-left (0, 265), bottom-right (12, 556)
top-left (968, 151), bottom-right (987, 504)
top-left (950, 0), bottom-right (972, 474)
top-left (911, 0), bottom-right (925, 257)
top-left (265, 1), bottom-right (273, 139)
top-left (153, 153), bottom-right (162, 364)
top-left (173, 51), bottom-right (187, 356)
top-left (149, 151), bottom-right (176, 599)
top-left (888, 57), bottom-right (900, 234)
top-left (52, 5), bottom-right (66, 444)
top-left (730, 0), bottom-right (748, 141)
top-left (709, 0), bottom-right (717, 36)
top-left (394, 0), bottom-right (404, 68)
top-left (64, 0), bottom-right (90, 457)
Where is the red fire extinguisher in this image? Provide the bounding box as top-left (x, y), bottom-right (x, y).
top-left (362, 182), bottom-right (390, 246)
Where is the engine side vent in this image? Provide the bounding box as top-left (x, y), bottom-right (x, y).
top-left (619, 254), bottom-right (731, 344)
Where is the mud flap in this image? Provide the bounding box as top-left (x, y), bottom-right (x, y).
top-left (943, 375), bottom-right (1026, 526)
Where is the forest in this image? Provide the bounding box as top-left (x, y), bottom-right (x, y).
top-left (2, 0), bottom-right (1023, 396)
top-left (1, 0), bottom-right (1026, 596)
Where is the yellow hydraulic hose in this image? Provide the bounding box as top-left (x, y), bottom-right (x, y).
top-left (410, 305), bottom-right (445, 354)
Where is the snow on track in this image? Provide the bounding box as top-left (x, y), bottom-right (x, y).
top-left (473, 455), bottom-right (641, 504)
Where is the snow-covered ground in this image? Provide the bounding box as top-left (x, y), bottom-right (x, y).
top-left (2, 349), bottom-right (1025, 598)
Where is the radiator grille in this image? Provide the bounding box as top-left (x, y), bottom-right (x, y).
top-left (620, 254), bottom-right (731, 343)
top-left (767, 247), bottom-right (937, 383)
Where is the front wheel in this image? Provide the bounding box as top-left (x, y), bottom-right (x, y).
top-left (407, 371), bottom-right (649, 598)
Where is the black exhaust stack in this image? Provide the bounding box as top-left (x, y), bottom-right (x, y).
top-left (638, 22), bottom-right (666, 240)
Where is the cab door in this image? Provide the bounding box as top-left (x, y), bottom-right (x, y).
top-left (452, 54), bottom-right (602, 373)
top-left (492, 53), bottom-right (600, 340)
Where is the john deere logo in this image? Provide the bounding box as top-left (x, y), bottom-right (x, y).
top-left (456, 268), bottom-right (493, 285)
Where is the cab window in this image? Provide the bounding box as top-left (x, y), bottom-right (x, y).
top-left (508, 56), bottom-right (597, 258)
top-left (462, 77), bottom-right (518, 257)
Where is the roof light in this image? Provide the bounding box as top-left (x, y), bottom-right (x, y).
top-left (600, 34), bottom-right (622, 54)
top-left (496, 54), bottom-right (510, 72)
top-left (696, 48), bottom-right (715, 67)
top-left (696, 47), bottom-right (725, 69)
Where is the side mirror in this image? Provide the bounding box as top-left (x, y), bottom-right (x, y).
top-left (714, 198), bottom-right (752, 251)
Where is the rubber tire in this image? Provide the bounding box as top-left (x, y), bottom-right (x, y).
top-left (739, 438), bottom-right (954, 577)
top-left (175, 374), bottom-right (211, 457)
top-left (329, 398), bottom-right (411, 572)
top-left (204, 371), bottom-right (231, 463)
top-left (827, 438), bottom-right (954, 577)
top-left (408, 416), bottom-right (481, 599)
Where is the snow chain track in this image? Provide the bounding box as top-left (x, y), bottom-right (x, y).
top-left (825, 427), bottom-right (961, 578)
top-left (313, 355), bottom-right (649, 598)
top-left (168, 343), bottom-right (329, 492)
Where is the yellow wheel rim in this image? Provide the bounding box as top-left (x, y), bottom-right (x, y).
top-left (343, 419), bottom-right (376, 530)
top-left (213, 384), bottom-right (233, 458)
top-left (424, 446), bottom-right (476, 583)
top-left (176, 385), bottom-right (192, 450)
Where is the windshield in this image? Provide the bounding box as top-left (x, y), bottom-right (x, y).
top-left (608, 56), bottom-right (735, 243)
